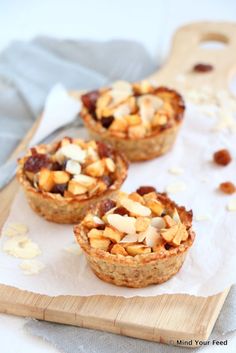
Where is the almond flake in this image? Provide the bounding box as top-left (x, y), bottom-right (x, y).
top-left (110, 81), bottom-right (133, 104)
top-left (227, 199), bottom-right (236, 212)
top-left (145, 226), bottom-right (162, 247)
top-left (166, 181), bottom-right (186, 194)
top-left (120, 197), bottom-right (151, 217)
top-left (65, 160), bottom-right (81, 175)
top-left (172, 208), bottom-right (181, 223)
top-left (3, 236), bottom-right (41, 259)
top-left (107, 214), bottom-right (136, 234)
top-left (151, 217), bottom-right (166, 229)
top-left (56, 144), bottom-right (86, 163)
top-left (20, 259), bottom-right (45, 275)
top-left (113, 103), bottom-right (131, 118)
top-left (73, 174), bottom-right (96, 187)
top-left (2, 223), bottom-right (28, 237)
top-left (120, 234), bottom-right (138, 243)
top-left (168, 167), bottom-right (184, 175)
top-left (138, 94), bottom-right (163, 122)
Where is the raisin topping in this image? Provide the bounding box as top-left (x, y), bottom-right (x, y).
top-left (23, 154), bottom-right (52, 173)
top-left (101, 116), bottom-right (114, 128)
top-left (164, 243), bottom-right (171, 250)
top-left (219, 181), bottom-right (235, 195)
top-left (136, 186), bottom-right (157, 196)
top-left (30, 147), bottom-right (38, 156)
top-left (97, 141), bottom-right (113, 158)
top-left (99, 199), bottom-right (116, 216)
top-left (213, 149), bottom-right (232, 166)
top-left (101, 175), bottom-right (113, 187)
top-left (51, 183), bottom-right (68, 195)
top-left (81, 90), bottom-right (99, 113)
top-left (51, 162), bottom-right (62, 171)
top-left (113, 206), bottom-right (129, 216)
top-left (193, 63), bottom-right (213, 73)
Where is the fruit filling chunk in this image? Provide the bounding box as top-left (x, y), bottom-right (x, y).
top-left (81, 81), bottom-right (185, 139)
top-left (81, 187), bottom-right (192, 256)
top-left (20, 138), bottom-right (118, 198)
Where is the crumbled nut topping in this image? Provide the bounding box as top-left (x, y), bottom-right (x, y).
top-left (20, 138), bottom-right (118, 198)
top-left (81, 188), bottom-right (191, 256)
top-left (81, 81), bottom-right (185, 139)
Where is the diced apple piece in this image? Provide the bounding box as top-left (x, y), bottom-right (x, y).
top-left (87, 229), bottom-right (104, 239)
top-left (171, 223), bottom-right (189, 246)
top-left (73, 174), bottom-right (96, 187)
top-left (53, 171), bottom-right (70, 184)
top-left (135, 217), bottom-right (150, 232)
top-left (111, 244), bottom-right (128, 256)
top-left (38, 169), bottom-right (55, 192)
top-left (146, 200), bottom-right (164, 216)
top-left (109, 119), bottom-right (128, 132)
top-left (103, 226), bottom-right (122, 243)
top-left (126, 244), bottom-right (151, 256)
top-left (68, 180), bottom-right (87, 195)
top-left (163, 215), bottom-right (176, 228)
top-left (160, 224), bottom-right (178, 242)
top-left (85, 160), bottom-right (105, 177)
top-left (90, 237), bottom-right (111, 251)
top-left (125, 114), bottom-right (142, 126)
top-left (128, 192), bottom-right (144, 204)
top-left (82, 214), bottom-right (104, 229)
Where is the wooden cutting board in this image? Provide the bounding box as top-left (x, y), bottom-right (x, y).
top-left (0, 21), bottom-right (236, 348)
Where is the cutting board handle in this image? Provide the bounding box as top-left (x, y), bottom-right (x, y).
top-left (151, 22), bottom-right (236, 91)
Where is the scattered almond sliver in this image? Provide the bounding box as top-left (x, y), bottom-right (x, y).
top-left (166, 181), bottom-right (186, 194)
top-left (168, 167), bottom-right (184, 175)
top-left (2, 223), bottom-right (28, 237)
top-left (20, 259), bottom-right (45, 275)
top-left (3, 235), bottom-right (41, 259)
top-left (227, 199), bottom-right (236, 212)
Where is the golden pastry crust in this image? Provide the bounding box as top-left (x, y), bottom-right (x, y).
top-left (17, 139), bottom-right (128, 224)
top-left (74, 189), bottom-right (195, 287)
top-left (80, 83), bottom-right (185, 162)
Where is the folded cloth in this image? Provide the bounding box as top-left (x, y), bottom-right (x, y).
top-left (0, 37), bottom-right (155, 164)
top-left (25, 286), bottom-right (236, 353)
top-left (0, 37), bottom-right (235, 352)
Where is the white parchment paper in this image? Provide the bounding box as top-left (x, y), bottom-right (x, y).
top-left (0, 87), bottom-right (236, 297)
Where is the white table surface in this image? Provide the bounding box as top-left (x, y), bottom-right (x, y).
top-left (1, 0), bottom-right (236, 351)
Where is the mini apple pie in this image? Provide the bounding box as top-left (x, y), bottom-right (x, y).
top-left (80, 81), bottom-right (185, 161)
top-left (17, 137), bottom-right (128, 224)
top-left (74, 186), bottom-right (195, 288)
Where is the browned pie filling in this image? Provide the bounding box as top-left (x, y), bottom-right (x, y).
top-left (79, 186), bottom-right (193, 256)
top-left (19, 137), bottom-right (123, 198)
top-left (80, 81), bottom-right (185, 139)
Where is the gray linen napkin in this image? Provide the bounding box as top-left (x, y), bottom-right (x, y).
top-left (0, 37), bottom-right (235, 352)
top-left (0, 37), bottom-right (155, 164)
